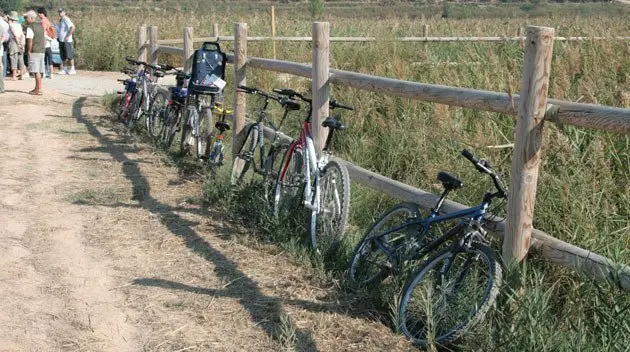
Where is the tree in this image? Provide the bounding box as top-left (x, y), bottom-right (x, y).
top-left (0, 0), bottom-right (24, 12)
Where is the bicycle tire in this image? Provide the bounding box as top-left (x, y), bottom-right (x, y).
top-left (179, 108), bottom-right (195, 157)
top-left (195, 107), bottom-right (212, 160)
top-left (128, 90), bottom-right (143, 129)
top-left (162, 105), bottom-right (180, 149)
top-left (272, 144), bottom-right (305, 219)
top-left (398, 243), bottom-right (502, 348)
top-left (147, 91), bottom-right (168, 138)
top-left (308, 159), bottom-right (350, 254)
top-left (348, 202), bottom-right (421, 288)
top-left (262, 143), bottom-right (288, 201)
top-left (116, 92), bottom-right (129, 122)
top-left (231, 124), bottom-right (259, 185)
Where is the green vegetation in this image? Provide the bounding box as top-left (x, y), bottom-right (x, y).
top-left (0, 0), bottom-right (23, 11)
top-left (93, 1), bottom-right (629, 351)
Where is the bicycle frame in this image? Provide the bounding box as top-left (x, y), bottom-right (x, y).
top-left (373, 201), bottom-right (490, 262)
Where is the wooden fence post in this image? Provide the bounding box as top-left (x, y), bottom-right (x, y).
top-left (233, 23), bottom-right (248, 155)
top-left (137, 25), bottom-right (147, 62)
top-left (271, 6), bottom-right (277, 59)
top-left (212, 23), bottom-right (219, 40)
top-left (423, 24), bottom-right (429, 38)
top-left (503, 26), bottom-right (555, 264)
top-left (149, 26), bottom-right (158, 65)
top-left (312, 22), bottom-right (330, 154)
top-left (183, 27), bottom-right (194, 72)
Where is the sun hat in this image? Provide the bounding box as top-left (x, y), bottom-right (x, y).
top-left (7, 11), bottom-right (19, 21)
top-left (58, 8), bottom-right (65, 13)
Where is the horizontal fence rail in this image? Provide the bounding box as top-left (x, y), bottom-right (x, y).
top-left (158, 35), bottom-right (630, 45)
top-left (144, 23), bottom-right (630, 293)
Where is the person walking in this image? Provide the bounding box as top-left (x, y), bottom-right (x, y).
top-left (57, 8), bottom-right (75, 75)
top-left (24, 10), bottom-right (45, 95)
top-left (36, 7), bottom-right (54, 78)
top-left (7, 11), bottom-right (25, 80)
top-left (0, 10), bottom-right (9, 93)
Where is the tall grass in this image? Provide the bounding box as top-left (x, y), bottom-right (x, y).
top-left (91, 1), bottom-right (629, 351)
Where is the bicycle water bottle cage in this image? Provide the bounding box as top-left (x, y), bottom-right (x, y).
top-left (215, 121), bottom-right (230, 132)
top-left (437, 172), bottom-right (463, 190)
top-left (322, 117), bottom-right (347, 131)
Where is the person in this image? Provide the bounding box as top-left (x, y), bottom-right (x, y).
top-left (1, 11), bottom-right (8, 79)
top-left (36, 7), bottom-right (54, 78)
top-left (0, 10), bottom-right (9, 93)
top-left (24, 10), bottom-right (45, 95)
top-left (7, 11), bottom-right (25, 80)
top-left (57, 8), bottom-right (75, 75)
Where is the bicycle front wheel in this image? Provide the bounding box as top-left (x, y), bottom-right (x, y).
top-left (195, 107), bottom-right (212, 160)
top-left (128, 90), bottom-right (144, 129)
top-left (272, 144), bottom-right (304, 219)
top-left (147, 91), bottom-right (168, 138)
top-left (231, 124), bottom-right (259, 185)
top-left (179, 108), bottom-right (195, 157)
top-left (161, 105), bottom-right (180, 150)
top-left (398, 243), bottom-right (502, 348)
top-left (308, 159), bottom-right (350, 254)
top-left (348, 202), bottom-right (421, 288)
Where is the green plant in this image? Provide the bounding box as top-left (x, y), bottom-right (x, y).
top-left (308, 0), bottom-right (325, 19)
top-left (0, 0), bottom-right (23, 11)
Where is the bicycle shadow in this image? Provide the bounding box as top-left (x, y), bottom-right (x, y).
top-left (71, 96), bottom-right (319, 351)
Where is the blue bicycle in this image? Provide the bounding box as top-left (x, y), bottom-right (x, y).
top-left (348, 149), bottom-right (507, 348)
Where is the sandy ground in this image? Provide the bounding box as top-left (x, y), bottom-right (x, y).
top-left (0, 72), bottom-right (411, 351)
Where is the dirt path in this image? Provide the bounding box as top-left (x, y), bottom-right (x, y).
top-left (0, 73), bottom-right (410, 351)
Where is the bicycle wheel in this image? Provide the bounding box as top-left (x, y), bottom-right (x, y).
top-left (116, 92), bottom-right (130, 122)
top-left (308, 159), bottom-right (350, 254)
top-left (398, 243), bottom-right (502, 348)
top-left (272, 144), bottom-right (305, 219)
top-left (261, 143), bottom-right (289, 201)
top-left (180, 108), bottom-right (195, 156)
top-left (348, 202), bottom-right (421, 288)
top-left (195, 107), bottom-right (212, 160)
top-left (128, 90), bottom-right (143, 129)
top-left (147, 90), bottom-right (168, 138)
top-left (162, 105), bottom-right (180, 149)
top-left (231, 124), bottom-right (259, 185)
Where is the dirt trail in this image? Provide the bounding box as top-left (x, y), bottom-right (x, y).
top-left (0, 73), bottom-right (410, 351)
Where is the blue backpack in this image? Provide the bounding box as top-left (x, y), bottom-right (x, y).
top-left (188, 41), bottom-right (226, 95)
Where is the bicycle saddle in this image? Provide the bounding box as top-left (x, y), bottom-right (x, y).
top-left (437, 172), bottom-right (463, 190)
top-left (215, 121), bottom-right (230, 132)
top-left (280, 98), bottom-right (301, 111)
top-left (322, 117), bottom-right (347, 130)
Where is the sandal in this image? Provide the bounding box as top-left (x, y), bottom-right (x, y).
top-left (28, 90), bottom-right (43, 96)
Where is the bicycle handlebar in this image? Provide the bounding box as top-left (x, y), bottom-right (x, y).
top-left (461, 149), bottom-right (507, 198)
top-left (330, 99), bottom-right (354, 111)
top-left (237, 85), bottom-right (281, 102)
top-left (273, 88), bottom-right (312, 103)
top-left (124, 56), bottom-right (174, 72)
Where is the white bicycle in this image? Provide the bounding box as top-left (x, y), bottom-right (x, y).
top-left (272, 88), bottom-right (354, 254)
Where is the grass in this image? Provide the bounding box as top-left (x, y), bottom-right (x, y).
top-left (82, 1), bottom-right (630, 350)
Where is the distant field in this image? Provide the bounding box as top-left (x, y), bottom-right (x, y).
top-left (37, 1), bottom-right (630, 351)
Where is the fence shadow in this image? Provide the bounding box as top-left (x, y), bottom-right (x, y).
top-left (71, 96), bottom-right (319, 351)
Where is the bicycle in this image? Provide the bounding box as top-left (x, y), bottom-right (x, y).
top-left (203, 102), bottom-right (233, 174)
top-left (271, 88), bottom-right (354, 254)
top-left (179, 90), bottom-right (222, 160)
top-left (123, 56), bottom-right (173, 131)
top-left (347, 149), bottom-right (508, 348)
top-left (160, 69), bottom-right (190, 150)
top-left (230, 85), bottom-right (300, 189)
top-left (116, 67), bottom-right (139, 124)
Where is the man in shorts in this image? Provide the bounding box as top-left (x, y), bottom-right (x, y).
top-left (0, 10), bottom-right (9, 93)
top-left (57, 8), bottom-right (75, 75)
top-left (24, 10), bottom-right (45, 95)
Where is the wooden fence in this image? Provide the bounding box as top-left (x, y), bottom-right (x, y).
top-left (137, 23), bottom-right (630, 293)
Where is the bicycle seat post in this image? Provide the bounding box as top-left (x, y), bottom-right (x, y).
top-left (431, 188), bottom-right (451, 217)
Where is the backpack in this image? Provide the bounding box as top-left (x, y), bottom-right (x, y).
top-left (188, 42), bottom-right (226, 95)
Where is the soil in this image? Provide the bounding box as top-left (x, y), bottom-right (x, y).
top-left (0, 72), bottom-right (411, 351)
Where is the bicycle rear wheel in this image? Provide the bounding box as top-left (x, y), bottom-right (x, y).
top-left (398, 243), bottom-right (501, 348)
top-left (272, 144), bottom-right (304, 219)
top-left (128, 90), bottom-right (143, 129)
top-left (231, 124), bottom-right (260, 185)
top-left (161, 105), bottom-right (180, 149)
top-left (308, 159), bottom-right (350, 254)
top-left (348, 202), bottom-right (421, 288)
top-left (147, 91), bottom-right (168, 138)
